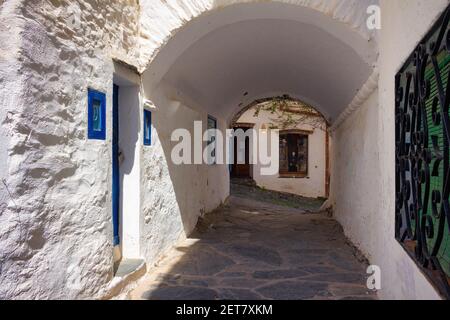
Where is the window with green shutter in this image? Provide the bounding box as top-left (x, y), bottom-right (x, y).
top-left (395, 5), bottom-right (450, 298)
top-left (424, 51), bottom-right (450, 281)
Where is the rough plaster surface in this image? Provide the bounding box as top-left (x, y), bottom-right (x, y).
top-left (0, 0), bottom-right (141, 299)
top-left (236, 107), bottom-right (327, 198)
top-left (139, 91), bottom-right (229, 266)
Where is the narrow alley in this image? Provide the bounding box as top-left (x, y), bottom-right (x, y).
top-left (129, 183), bottom-right (376, 300)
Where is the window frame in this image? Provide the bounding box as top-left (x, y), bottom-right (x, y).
top-left (143, 109), bottom-right (152, 146)
top-left (279, 130), bottom-right (310, 178)
top-left (87, 88), bottom-right (106, 140)
top-left (207, 115), bottom-right (217, 165)
top-left (394, 4), bottom-right (450, 298)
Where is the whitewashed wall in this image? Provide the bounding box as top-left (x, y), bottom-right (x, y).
top-left (330, 90), bottom-right (380, 260)
top-left (376, 0), bottom-right (447, 299)
top-left (137, 0), bottom-right (378, 72)
top-left (329, 0), bottom-right (448, 300)
top-left (237, 107), bottom-right (327, 198)
top-left (138, 84), bottom-right (229, 264)
top-left (0, 0), bottom-right (141, 299)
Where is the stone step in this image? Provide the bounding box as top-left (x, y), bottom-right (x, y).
top-left (103, 259), bottom-right (146, 299)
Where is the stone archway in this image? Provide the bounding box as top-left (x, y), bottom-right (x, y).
top-left (136, 0), bottom-right (380, 250)
top-left (138, 0), bottom-right (379, 217)
top-left (140, 1), bottom-right (379, 125)
top-left (229, 95), bottom-right (329, 127)
top-left (136, 0), bottom-right (379, 289)
top-left (137, 0), bottom-right (379, 72)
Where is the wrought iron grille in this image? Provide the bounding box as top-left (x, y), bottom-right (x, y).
top-left (395, 5), bottom-right (450, 298)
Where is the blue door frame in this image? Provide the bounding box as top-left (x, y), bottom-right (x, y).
top-left (112, 84), bottom-right (120, 246)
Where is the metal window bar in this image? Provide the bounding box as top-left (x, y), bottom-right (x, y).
top-left (395, 4), bottom-right (450, 298)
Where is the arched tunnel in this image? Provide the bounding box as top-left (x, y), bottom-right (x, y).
top-left (141, 2), bottom-right (378, 124)
top-left (121, 1), bottom-right (380, 300)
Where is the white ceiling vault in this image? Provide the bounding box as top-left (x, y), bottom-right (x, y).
top-left (141, 1), bottom-right (379, 124)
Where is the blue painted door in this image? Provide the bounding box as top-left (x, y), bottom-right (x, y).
top-left (112, 84), bottom-right (120, 246)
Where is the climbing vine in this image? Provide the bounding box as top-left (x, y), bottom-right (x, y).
top-left (252, 97), bottom-right (327, 131)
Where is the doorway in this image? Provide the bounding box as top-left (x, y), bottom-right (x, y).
top-left (231, 125), bottom-right (253, 179)
top-left (112, 64), bottom-right (142, 267)
top-left (112, 84), bottom-right (121, 264)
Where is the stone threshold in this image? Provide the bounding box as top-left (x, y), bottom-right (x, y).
top-left (102, 259), bottom-right (146, 300)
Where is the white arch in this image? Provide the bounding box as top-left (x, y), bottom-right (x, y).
top-left (139, 0), bottom-right (379, 123)
top-left (138, 0), bottom-right (379, 71)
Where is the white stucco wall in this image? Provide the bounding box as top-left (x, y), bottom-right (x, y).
top-left (139, 86), bottom-right (229, 264)
top-left (376, 0), bottom-right (447, 300)
top-left (115, 67), bottom-right (142, 259)
top-left (0, 1), bottom-right (22, 233)
top-left (330, 90), bottom-right (379, 259)
top-left (237, 107), bottom-right (327, 198)
top-left (0, 0), bottom-right (142, 299)
top-left (329, 0), bottom-right (449, 300)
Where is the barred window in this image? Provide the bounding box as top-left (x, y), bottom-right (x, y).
top-left (395, 4), bottom-right (450, 297)
top-left (207, 115), bottom-right (217, 165)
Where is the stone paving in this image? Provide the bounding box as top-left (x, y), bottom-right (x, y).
top-left (129, 190), bottom-right (377, 300)
top-left (230, 178), bottom-right (325, 212)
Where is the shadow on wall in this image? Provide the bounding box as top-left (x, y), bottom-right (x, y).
top-left (139, 86), bottom-right (229, 263)
top-left (118, 84), bottom-right (140, 256)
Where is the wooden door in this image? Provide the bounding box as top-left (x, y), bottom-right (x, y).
top-left (232, 127), bottom-right (251, 178)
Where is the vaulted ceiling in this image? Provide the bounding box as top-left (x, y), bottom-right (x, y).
top-left (142, 2), bottom-right (378, 123)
